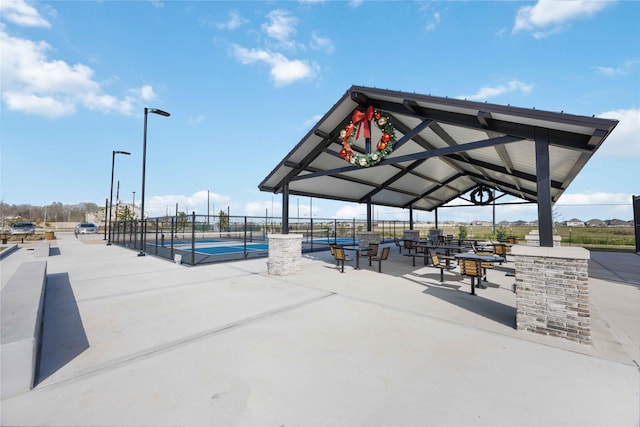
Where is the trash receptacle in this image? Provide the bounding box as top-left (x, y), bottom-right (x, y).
top-left (44, 231), bottom-right (55, 240)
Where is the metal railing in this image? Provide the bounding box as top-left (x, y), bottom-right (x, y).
top-left (110, 213), bottom-right (413, 266)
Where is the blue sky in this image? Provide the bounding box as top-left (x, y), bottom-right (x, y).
top-left (1, 0), bottom-right (639, 223)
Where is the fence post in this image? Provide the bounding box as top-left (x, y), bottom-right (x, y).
top-left (191, 212), bottom-right (196, 265)
top-left (244, 216), bottom-right (248, 258)
top-left (170, 217), bottom-right (175, 260)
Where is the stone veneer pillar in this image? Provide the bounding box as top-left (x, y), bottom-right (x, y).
top-left (524, 229), bottom-right (562, 246)
top-left (402, 230), bottom-right (420, 242)
top-left (268, 234), bottom-right (302, 276)
top-left (358, 231), bottom-right (380, 247)
top-left (512, 245), bottom-right (591, 345)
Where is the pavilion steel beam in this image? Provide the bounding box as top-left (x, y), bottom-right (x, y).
top-left (404, 173), bottom-right (465, 208)
top-left (464, 173), bottom-right (539, 200)
top-left (282, 182), bottom-right (289, 234)
top-left (535, 129), bottom-right (554, 247)
top-left (368, 98), bottom-right (603, 153)
top-left (273, 114), bottom-right (354, 194)
top-left (443, 153), bottom-right (565, 190)
top-left (291, 135), bottom-right (521, 182)
top-left (369, 93), bottom-right (607, 153)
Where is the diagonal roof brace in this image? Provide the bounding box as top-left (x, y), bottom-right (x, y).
top-left (477, 111), bottom-right (491, 128)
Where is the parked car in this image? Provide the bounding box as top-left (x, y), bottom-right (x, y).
top-left (75, 223), bottom-right (99, 234)
top-left (10, 221), bottom-right (36, 235)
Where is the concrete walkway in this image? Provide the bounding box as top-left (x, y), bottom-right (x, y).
top-left (1, 233), bottom-right (638, 426)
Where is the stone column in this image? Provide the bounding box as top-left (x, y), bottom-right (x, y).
top-left (524, 229), bottom-right (562, 246)
top-left (403, 230), bottom-right (420, 242)
top-left (358, 231), bottom-right (380, 247)
top-left (512, 245), bottom-right (591, 345)
top-left (268, 234), bottom-right (302, 276)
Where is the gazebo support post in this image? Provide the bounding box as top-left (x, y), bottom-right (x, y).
top-left (435, 207), bottom-right (438, 229)
top-left (535, 130), bottom-right (553, 247)
top-left (282, 183), bottom-right (289, 234)
top-left (409, 206), bottom-right (414, 229)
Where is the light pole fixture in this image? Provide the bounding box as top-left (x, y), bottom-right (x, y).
top-left (139, 107), bottom-right (170, 256)
top-left (107, 150), bottom-right (130, 245)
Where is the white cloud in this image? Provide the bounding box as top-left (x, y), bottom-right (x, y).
top-left (0, 28), bottom-right (157, 117)
top-left (458, 79), bottom-right (534, 101)
top-left (595, 108), bottom-right (640, 159)
top-left (594, 60), bottom-right (640, 76)
top-left (309, 31), bottom-right (334, 54)
top-left (425, 12), bottom-right (441, 32)
top-left (334, 204), bottom-right (367, 219)
top-left (555, 192), bottom-right (634, 220)
top-left (348, 0), bottom-right (363, 8)
top-left (557, 192), bottom-right (631, 206)
top-left (188, 114), bottom-right (205, 126)
top-left (303, 114), bottom-right (322, 128)
top-left (3, 92), bottom-right (74, 118)
top-left (216, 10), bottom-right (246, 30)
top-left (147, 191), bottom-right (230, 217)
top-left (138, 85), bottom-right (156, 101)
top-left (246, 200), bottom-right (282, 217)
top-left (262, 9), bottom-right (297, 48)
top-left (0, 0), bottom-right (51, 28)
top-left (231, 45), bottom-right (318, 86)
top-left (513, 0), bottom-right (611, 38)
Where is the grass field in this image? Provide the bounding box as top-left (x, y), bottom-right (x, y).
top-left (377, 224), bottom-right (636, 252)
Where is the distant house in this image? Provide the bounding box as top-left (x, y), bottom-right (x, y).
top-left (565, 218), bottom-right (585, 227)
top-left (513, 220), bottom-right (530, 227)
top-left (607, 219), bottom-right (632, 227)
top-left (586, 219), bottom-right (606, 227)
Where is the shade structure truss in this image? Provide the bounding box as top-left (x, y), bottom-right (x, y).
top-left (259, 86), bottom-right (618, 246)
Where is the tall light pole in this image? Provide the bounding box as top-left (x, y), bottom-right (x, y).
top-left (107, 150), bottom-right (130, 245)
top-left (139, 107), bottom-right (170, 256)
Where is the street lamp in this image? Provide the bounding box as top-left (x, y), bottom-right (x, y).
top-left (139, 107), bottom-right (170, 256)
top-left (107, 150), bottom-right (130, 245)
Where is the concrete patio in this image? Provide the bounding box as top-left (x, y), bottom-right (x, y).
top-left (1, 232), bottom-right (638, 426)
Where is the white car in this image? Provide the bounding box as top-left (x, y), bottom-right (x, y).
top-left (10, 222), bottom-right (36, 234)
top-left (75, 223), bottom-right (99, 234)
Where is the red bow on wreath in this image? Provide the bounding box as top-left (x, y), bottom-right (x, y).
top-left (351, 106), bottom-right (374, 140)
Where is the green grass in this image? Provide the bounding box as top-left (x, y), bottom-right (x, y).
top-left (386, 225), bottom-right (636, 248)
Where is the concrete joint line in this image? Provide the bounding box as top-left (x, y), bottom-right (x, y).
top-left (35, 292), bottom-right (335, 391)
top-left (589, 258), bottom-right (629, 284)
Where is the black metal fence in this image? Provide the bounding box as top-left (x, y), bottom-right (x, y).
top-left (110, 213), bottom-right (412, 266)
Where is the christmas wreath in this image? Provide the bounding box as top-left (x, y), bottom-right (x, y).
top-left (339, 106), bottom-right (397, 167)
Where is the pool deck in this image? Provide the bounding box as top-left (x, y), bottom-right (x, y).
top-left (1, 233), bottom-right (638, 426)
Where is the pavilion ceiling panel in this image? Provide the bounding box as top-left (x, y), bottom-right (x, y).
top-left (411, 157), bottom-right (460, 182)
top-left (290, 176), bottom-right (372, 201)
top-left (504, 141), bottom-right (537, 172)
top-left (371, 189), bottom-right (418, 207)
top-left (437, 123), bottom-right (494, 145)
top-left (548, 146), bottom-right (582, 180)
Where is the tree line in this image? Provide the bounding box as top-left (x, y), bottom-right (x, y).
top-left (0, 201), bottom-right (101, 224)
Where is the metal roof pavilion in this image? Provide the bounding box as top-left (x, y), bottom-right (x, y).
top-left (259, 85), bottom-right (618, 246)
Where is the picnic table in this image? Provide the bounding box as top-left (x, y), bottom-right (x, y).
top-left (405, 242), bottom-right (469, 266)
top-left (454, 253), bottom-right (505, 295)
top-left (341, 245), bottom-right (368, 270)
